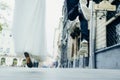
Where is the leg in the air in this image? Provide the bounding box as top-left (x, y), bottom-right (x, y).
top-left (78, 12), bottom-right (89, 57)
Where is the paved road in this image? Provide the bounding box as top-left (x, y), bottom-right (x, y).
top-left (0, 67), bottom-right (120, 80)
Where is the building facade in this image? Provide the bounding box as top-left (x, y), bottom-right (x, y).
top-left (0, 0), bottom-right (15, 56)
top-left (0, 54), bottom-right (26, 67)
top-left (58, 0), bottom-right (120, 69)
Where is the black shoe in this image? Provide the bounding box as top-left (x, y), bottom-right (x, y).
top-left (24, 52), bottom-right (33, 68)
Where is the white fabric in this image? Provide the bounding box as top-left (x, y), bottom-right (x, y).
top-left (12, 0), bottom-right (47, 59)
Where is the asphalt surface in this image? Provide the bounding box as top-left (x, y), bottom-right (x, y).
top-left (0, 67), bottom-right (120, 80)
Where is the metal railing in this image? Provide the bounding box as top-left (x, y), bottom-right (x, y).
top-left (106, 4), bottom-right (120, 47)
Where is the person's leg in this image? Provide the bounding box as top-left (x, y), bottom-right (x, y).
top-left (24, 52), bottom-right (40, 68)
top-left (79, 13), bottom-right (89, 42)
top-left (30, 54), bottom-right (41, 67)
top-left (33, 60), bottom-right (39, 68)
top-left (78, 11), bottom-right (89, 57)
top-left (67, 0), bottom-right (79, 21)
top-left (24, 52), bottom-right (33, 68)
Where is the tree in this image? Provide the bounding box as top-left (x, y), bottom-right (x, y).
top-left (0, 23), bottom-right (3, 31)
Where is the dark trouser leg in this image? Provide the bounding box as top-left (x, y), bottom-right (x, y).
top-left (33, 62), bottom-right (39, 68)
top-left (67, 0), bottom-right (79, 21)
top-left (79, 13), bottom-right (89, 41)
top-left (79, 12), bottom-right (89, 67)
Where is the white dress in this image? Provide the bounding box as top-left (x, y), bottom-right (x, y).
top-left (12, 0), bottom-right (47, 60)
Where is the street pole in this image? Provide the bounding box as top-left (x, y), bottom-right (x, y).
top-left (89, 0), bottom-right (95, 68)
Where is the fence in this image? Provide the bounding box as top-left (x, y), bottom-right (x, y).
top-left (95, 2), bottom-right (120, 51)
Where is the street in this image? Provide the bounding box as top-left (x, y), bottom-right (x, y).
top-left (0, 67), bottom-right (120, 80)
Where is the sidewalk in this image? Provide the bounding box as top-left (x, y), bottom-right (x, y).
top-left (0, 67), bottom-right (120, 80)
